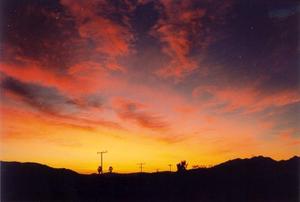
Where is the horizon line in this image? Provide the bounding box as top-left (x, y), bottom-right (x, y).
top-left (1, 155), bottom-right (298, 175)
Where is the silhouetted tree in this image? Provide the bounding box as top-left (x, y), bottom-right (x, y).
top-left (109, 166), bottom-right (113, 173)
top-left (98, 166), bottom-right (102, 174)
top-left (177, 160), bottom-right (188, 172)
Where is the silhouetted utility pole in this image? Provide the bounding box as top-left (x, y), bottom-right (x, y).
top-left (137, 163), bottom-right (145, 173)
top-left (168, 164), bottom-right (172, 172)
top-left (97, 150), bottom-right (107, 174)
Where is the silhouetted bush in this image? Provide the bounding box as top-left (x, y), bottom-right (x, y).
top-left (177, 160), bottom-right (188, 172)
top-left (97, 166), bottom-right (102, 174)
top-left (108, 166), bottom-right (113, 173)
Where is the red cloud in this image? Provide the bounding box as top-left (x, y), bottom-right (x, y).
top-left (155, 24), bottom-right (197, 78)
top-left (1, 99), bottom-right (122, 132)
top-left (193, 84), bottom-right (300, 113)
top-left (60, 0), bottom-right (133, 72)
top-left (152, 1), bottom-right (204, 79)
top-left (0, 59), bottom-right (115, 96)
top-left (113, 98), bottom-right (169, 131)
top-left (152, 0), bottom-right (232, 79)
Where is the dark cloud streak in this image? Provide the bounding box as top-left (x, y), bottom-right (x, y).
top-left (1, 74), bottom-right (75, 114)
top-left (0, 75), bottom-right (122, 130)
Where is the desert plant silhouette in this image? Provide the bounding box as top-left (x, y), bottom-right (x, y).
top-left (97, 166), bottom-right (102, 174)
top-left (109, 166), bottom-right (113, 173)
top-left (176, 160), bottom-right (188, 172)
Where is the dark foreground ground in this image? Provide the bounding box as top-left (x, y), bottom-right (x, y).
top-left (1, 156), bottom-right (299, 202)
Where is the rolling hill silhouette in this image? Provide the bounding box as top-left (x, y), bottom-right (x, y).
top-left (1, 156), bottom-right (299, 201)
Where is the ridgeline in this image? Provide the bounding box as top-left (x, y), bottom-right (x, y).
top-left (1, 156), bottom-right (299, 201)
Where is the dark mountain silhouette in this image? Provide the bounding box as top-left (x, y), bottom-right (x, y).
top-left (1, 156), bottom-right (299, 201)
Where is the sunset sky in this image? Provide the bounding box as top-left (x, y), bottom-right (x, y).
top-left (0, 0), bottom-right (299, 173)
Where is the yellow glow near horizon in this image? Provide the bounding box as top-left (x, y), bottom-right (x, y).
top-left (1, 105), bottom-right (299, 174)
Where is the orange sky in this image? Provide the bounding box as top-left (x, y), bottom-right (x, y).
top-left (0, 0), bottom-right (299, 173)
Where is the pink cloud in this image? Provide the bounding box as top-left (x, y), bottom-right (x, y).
top-left (0, 103), bottom-right (122, 136)
top-left (60, 0), bottom-right (133, 72)
top-left (278, 128), bottom-right (300, 146)
top-left (113, 97), bottom-right (169, 131)
top-left (0, 58), bottom-right (121, 97)
top-left (152, 0), bottom-right (233, 79)
top-left (152, 1), bottom-right (204, 79)
top-left (193, 84), bottom-right (300, 113)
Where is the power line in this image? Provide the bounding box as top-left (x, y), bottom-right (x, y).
top-left (137, 163), bottom-right (145, 173)
top-left (168, 164), bottom-right (172, 172)
top-left (97, 150), bottom-right (107, 174)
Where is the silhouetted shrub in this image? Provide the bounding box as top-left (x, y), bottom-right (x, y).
top-left (177, 160), bottom-right (188, 172)
top-left (109, 166), bottom-right (113, 173)
top-left (97, 166), bottom-right (102, 174)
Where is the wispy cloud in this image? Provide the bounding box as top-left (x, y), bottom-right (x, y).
top-left (113, 98), bottom-right (169, 131)
top-left (0, 74), bottom-right (123, 130)
top-left (151, 0), bottom-right (233, 79)
top-left (60, 0), bottom-right (134, 72)
top-left (1, 74), bottom-right (76, 115)
top-left (192, 84), bottom-right (300, 114)
top-left (151, 1), bottom-right (202, 78)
